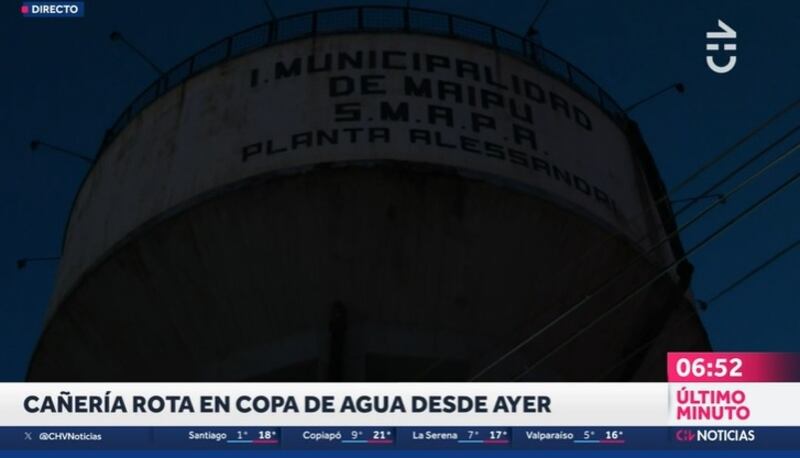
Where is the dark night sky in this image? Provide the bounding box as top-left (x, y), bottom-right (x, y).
top-left (1, 0), bottom-right (798, 380)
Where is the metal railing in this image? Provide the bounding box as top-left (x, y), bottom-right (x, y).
top-left (100, 5), bottom-right (628, 151)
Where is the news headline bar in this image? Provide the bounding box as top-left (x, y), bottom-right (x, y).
top-left (0, 383), bottom-right (798, 426)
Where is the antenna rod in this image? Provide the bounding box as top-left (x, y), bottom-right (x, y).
top-left (262, 0), bottom-right (277, 21)
top-left (670, 193), bottom-right (725, 204)
top-left (16, 257), bottom-right (60, 270)
top-left (526, 0), bottom-right (551, 36)
top-left (624, 82), bottom-right (685, 114)
top-left (30, 140), bottom-right (93, 163)
top-left (109, 31), bottom-right (164, 76)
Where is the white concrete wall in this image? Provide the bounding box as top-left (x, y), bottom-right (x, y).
top-left (51, 33), bottom-right (665, 316)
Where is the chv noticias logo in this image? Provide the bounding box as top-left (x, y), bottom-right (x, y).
top-left (20, 2), bottom-right (84, 18)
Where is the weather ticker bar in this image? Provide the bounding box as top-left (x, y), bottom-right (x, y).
top-left (0, 426), bottom-right (798, 450)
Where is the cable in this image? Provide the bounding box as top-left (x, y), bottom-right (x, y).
top-left (535, 101), bottom-right (800, 314)
top-left (576, 136), bottom-right (800, 308)
top-left (415, 101), bottom-right (800, 382)
top-left (544, 126), bottom-right (799, 327)
top-left (598, 237), bottom-right (800, 381)
top-left (468, 139), bottom-right (800, 381)
top-left (673, 125), bottom-right (800, 217)
top-left (507, 170), bottom-right (800, 381)
top-left (705, 238), bottom-right (800, 304)
top-left (672, 98), bottom-right (800, 195)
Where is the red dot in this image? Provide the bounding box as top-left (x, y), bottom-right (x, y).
top-left (20, 5), bottom-right (29, 14)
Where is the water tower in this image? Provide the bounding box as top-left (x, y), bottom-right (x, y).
top-left (28, 6), bottom-right (709, 382)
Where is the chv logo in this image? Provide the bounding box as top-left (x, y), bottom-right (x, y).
top-left (706, 19), bottom-right (737, 74)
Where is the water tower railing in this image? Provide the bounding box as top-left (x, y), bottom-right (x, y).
top-left (101, 5), bottom-right (628, 152)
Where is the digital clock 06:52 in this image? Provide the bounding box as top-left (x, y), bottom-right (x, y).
top-left (674, 356), bottom-right (743, 379)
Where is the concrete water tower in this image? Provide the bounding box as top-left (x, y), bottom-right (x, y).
top-left (28, 6), bottom-right (709, 382)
